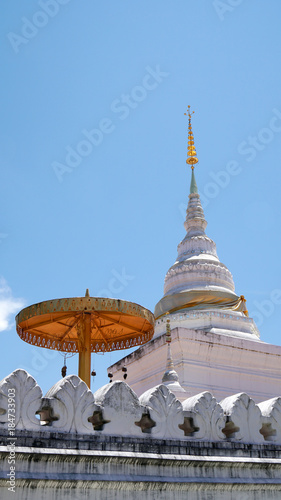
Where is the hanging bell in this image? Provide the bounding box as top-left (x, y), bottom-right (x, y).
top-left (108, 372), bottom-right (113, 383)
top-left (122, 366), bottom-right (127, 380)
top-left (61, 365), bottom-right (67, 378)
top-left (91, 370), bottom-right (96, 377)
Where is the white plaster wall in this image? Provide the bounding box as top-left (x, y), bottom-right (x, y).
top-left (1, 448), bottom-right (281, 500)
top-left (110, 327), bottom-right (281, 402)
top-left (1, 484), bottom-right (280, 500)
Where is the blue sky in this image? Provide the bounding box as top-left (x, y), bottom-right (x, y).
top-left (1, 0), bottom-right (281, 395)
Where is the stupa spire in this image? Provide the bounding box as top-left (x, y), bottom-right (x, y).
top-left (154, 108), bottom-right (239, 318)
top-left (153, 108), bottom-right (259, 338)
top-left (190, 168), bottom-right (198, 194)
top-left (183, 109), bottom-right (206, 236)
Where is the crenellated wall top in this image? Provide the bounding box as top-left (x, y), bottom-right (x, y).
top-left (0, 369), bottom-right (280, 445)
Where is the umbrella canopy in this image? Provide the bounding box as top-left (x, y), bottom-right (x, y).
top-left (16, 293), bottom-right (154, 386)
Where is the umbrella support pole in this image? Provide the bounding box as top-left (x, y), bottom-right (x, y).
top-left (78, 314), bottom-right (91, 388)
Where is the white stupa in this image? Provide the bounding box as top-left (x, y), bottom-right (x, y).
top-left (110, 108), bottom-right (281, 402)
top-left (154, 167), bottom-right (258, 341)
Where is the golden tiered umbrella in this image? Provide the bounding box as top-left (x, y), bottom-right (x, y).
top-left (15, 290), bottom-right (154, 387)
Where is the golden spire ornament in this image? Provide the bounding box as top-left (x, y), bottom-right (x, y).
top-left (184, 106), bottom-right (198, 170)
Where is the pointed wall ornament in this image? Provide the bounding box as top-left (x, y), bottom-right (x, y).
top-left (36, 375), bottom-right (97, 433)
top-left (220, 392), bottom-right (264, 444)
top-left (93, 380), bottom-right (143, 436)
top-left (0, 369), bottom-right (42, 431)
top-left (182, 391), bottom-right (226, 441)
top-left (258, 397), bottom-right (281, 442)
top-left (139, 384), bottom-right (185, 439)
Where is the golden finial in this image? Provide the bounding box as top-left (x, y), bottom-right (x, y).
top-left (184, 105), bottom-right (198, 170)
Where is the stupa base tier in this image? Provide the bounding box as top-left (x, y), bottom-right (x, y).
top-left (109, 326), bottom-right (281, 403)
top-left (155, 309), bottom-right (260, 340)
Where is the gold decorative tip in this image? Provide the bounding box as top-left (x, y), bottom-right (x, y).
top-left (185, 106), bottom-right (198, 169)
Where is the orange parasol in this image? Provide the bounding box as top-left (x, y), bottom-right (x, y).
top-left (15, 290), bottom-right (154, 387)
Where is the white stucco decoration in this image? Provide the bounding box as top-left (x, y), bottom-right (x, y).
top-left (0, 369), bottom-right (42, 430)
top-left (258, 397), bottom-right (281, 442)
top-left (182, 391), bottom-right (226, 441)
top-left (220, 392), bottom-right (264, 444)
top-left (139, 384), bottom-right (184, 439)
top-left (37, 375), bottom-right (97, 433)
top-left (163, 192), bottom-right (235, 297)
top-left (2, 369), bottom-right (281, 444)
top-left (93, 380), bottom-right (143, 436)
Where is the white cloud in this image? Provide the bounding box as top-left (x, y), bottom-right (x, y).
top-left (0, 277), bottom-right (25, 332)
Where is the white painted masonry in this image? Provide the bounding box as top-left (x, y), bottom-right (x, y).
top-left (0, 370), bottom-right (281, 498)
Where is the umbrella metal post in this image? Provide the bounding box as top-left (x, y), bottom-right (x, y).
top-left (78, 313), bottom-right (91, 387)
